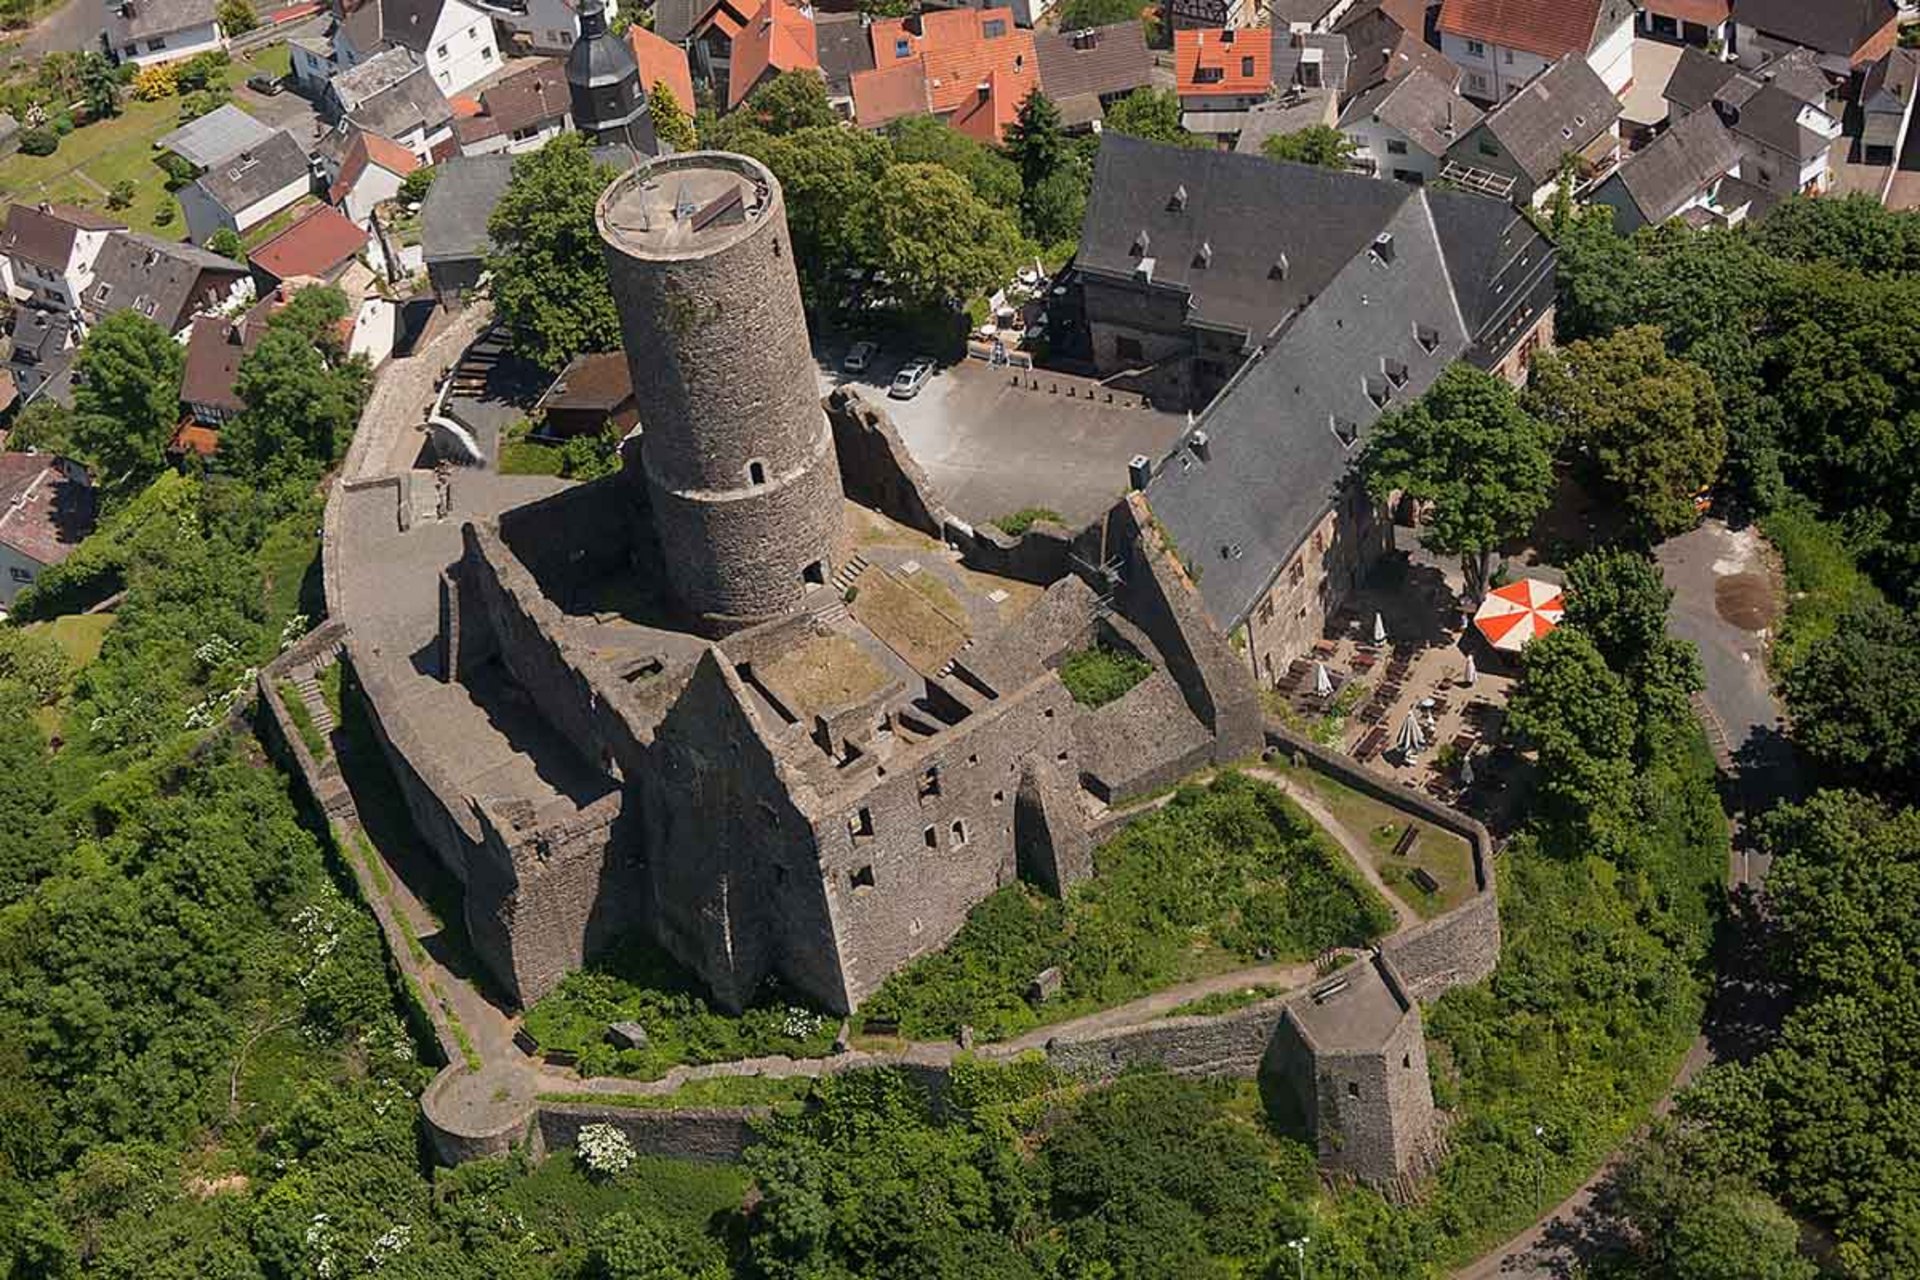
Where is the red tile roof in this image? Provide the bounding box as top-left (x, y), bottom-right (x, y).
top-left (852, 58), bottom-right (929, 128)
top-left (1437, 0), bottom-right (1609, 62)
top-left (1175, 27), bottom-right (1272, 99)
top-left (0, 453), bottom-right (94, 569)
top-left (248, 204), bottom-right (370, 283)
top-left (630, 23), bottom-right (697, 116)
top-left (327, 128), bottom-right (420, 204)
top-left (727, 0), bottom-right (819, 108)
top-left (853, 8), bottom-right (1036, 142)
top-left (1644, 0), bottom-right (1730, 23)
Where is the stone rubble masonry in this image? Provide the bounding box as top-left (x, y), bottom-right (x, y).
top-left (533, 1103), bottom-right (764, 1164)
top-left (256, 620), bottom-right (354, 825)
top-left (1015, 757), bottom-right (1093, 894)
top-left (599, 152), bottom-right (845, 631)
top-left (826, 385), bottom-right (951, 539)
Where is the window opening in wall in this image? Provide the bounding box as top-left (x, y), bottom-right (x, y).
top-left (1347, 1081), bottom-right (1361, 1099)
top-left (993, 790), bottom-right (1005, 806)
top-left (968, 753), bottom-right (979, 766)
top-left (950, 819), bottom-right (967, 847)
top-left (747, 459), bottom-right (766, 485)
top-left (850, 864), bottom-right (876, 890)
top-left (923, 825), bottom-right (938, 848)
top-left (774, 864), bottom-right (788, 885)
top-left (1402, 1053), bottom-right (1411, 1069)
top-left (849, 807), bottom-right (874, 839)
top-left (803, 559), bottom-right (825, 586)
top-left (919, 765), bottom-right (941, 799)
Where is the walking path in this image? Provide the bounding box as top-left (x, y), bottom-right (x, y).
top-left (1453, 520), bottom-right (1798, 1279)
top-left (1250, 766), bottom-right (1422, 932)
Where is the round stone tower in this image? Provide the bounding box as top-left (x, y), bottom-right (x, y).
top-left (596, 152), bottom-right (843, 633)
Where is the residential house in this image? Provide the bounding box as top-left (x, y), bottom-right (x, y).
top-left (106, 0), bottom-right (225, 67)
top-left (324, 47), bottom-right (458, 162)
top-left (722, 0), bottom-right (819, 111)
top-left (1233, 91), bottom-right (1341, 153)
top-left (630, 21), bottom-right (697, 116)
top-left (533, 351), bottom-right (638, 438)
top-left (1102, 140), bottom-right (1556, 680)
top-left (294, 0), bottom-right (501, 98)
top-left (0, 454), bottom-right (95, 611)
top-left (419, 152), bottom-right (514, 302)
top-left (1068, 132), bottom-right (1555, 411)
top-left (1436, 0), bottom-right (1635, 102)
top-left (326, 127), bottom-right (421, 221)
top-left (1165, 0), bottom-right (1250, 36)
top-left (180, 308), bottom-right (266, 428)
top-left (179, 129), bottom-right (315, 245)
top-left (5, 309), bottom-right (77, 409)
top-left (1859, 45), bottom-right (1920, 165)
top-left (156, 104), bottom-right (277, 172)
top-left (0, 203), bottom-right (124, 312)
top-left (1033, 21), bottom-right (1153, 131)
top-left (1589, 105), bottom-right (1751, 231)
top-left (814, 11), bottom-right (873, 116)
top-left (82, 232), bottom-right (250, 335)
top-left (852, 8), bottom-right (1038, 145)
top-left (651, 0), bottom-right (704, 44)
top-left (292, 0), bottom-right (383, 93)
top-left (688, 0), bottom-right (755, 100)
top-left (1340, 64), bottom-right (1483, 183)
top-left (468, 0), bottom-right (618, 56)
top-left (1665, 46), bottom-right (1841, 196)
top-left (452, 57), bottom-right (572, 153)
top-left (247, 204), bottom-right (370, 291)
top-left (1638, 0), bottom-right (1734, 53)
top-left (1176, 27), bottom-right (1346, 140)
top-left (1336, 0), bottom-right (1459, 97)
top-left (1732, 0), bottom-right (1898, 73)
top-left (1440, 55), bottom-right (1621, 207)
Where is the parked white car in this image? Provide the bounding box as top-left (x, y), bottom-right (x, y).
top-left (843, 340), bottom-right (877, 373)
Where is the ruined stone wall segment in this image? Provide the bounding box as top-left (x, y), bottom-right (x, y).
top-left (598, 152), bottom-right (842, 624)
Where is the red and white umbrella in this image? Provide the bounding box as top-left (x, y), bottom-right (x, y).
top-left (1473, 578), bottom-right (1564, 652)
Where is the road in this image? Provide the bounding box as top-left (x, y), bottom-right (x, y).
top-left (1454, 520), bottom-right (1799, 1279)
top-left (3, 0), bottom-right (103, 65)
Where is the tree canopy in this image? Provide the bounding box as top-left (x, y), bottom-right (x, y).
top-left (70, 311), bottom-right (184, 497)
top-left (648, 81), bottom-right (698, 152)
top-left (487, 134), bottom-right (623, 372)
top-left (1101, 88), bottom-right (1207, 147)
top-left (1261, 125), bottom-right (1356, 169)
top-left (222, 286), bottom-right (370, 484)
top-left (850, 162), bottom-right (1031, 311)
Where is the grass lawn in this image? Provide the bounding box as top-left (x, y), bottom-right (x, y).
top-left (0, 49), bottom-right (290, 238)
top-left (1762, 499), bottom-right (1878, 680)
top-left (498, 438), bottom-right (566, 476)
top-left (240, 192), bottom-right (319, 249)
top-left (1270, 759), bottom-right (1478, 919)
top-left (849, 567), bottom-right (967, 673)
top-left (24, 610), bottom-right (115, 669)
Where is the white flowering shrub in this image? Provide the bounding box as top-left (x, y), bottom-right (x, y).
top-left (577, 1122), bottom-right (636, 1177)
top-left (781, 1007), bottom-right (826, 1040)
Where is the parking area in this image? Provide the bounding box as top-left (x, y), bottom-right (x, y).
top-left (820, 346), bottom-right (1188, 530)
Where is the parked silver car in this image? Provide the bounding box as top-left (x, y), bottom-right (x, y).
top-left (889, 357), bottom-right (935, 399)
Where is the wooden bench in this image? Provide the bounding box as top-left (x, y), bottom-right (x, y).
top-left (1410, 867), bottom-right (1442, 894)
top-left (1390, 822), bottom-right (1420, 858)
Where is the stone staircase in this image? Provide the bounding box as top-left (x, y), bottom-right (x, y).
top-left (291, 669), bottom-right (337, 738)
top-left (811, 553), bottom-right (871, 626)
top-left (830, 553), bottom-right (870, 595)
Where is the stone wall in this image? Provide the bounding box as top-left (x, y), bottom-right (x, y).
top-left (532, 1102), bottom-right (763, 1163)
top-left (949, 517), bottom-right (1077, 587)
top-left (825, 386), bottom-right (949, 538)
top-left (1038, 996), bottom-right (1291, 1080)
top-left (255, 620), bottom-right (353, 823)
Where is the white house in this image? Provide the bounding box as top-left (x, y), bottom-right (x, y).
top-left (1339, 64), bottom-right (1482, 183)
top-left (295, 0), bottom-right (501, 98)
top-left (325, 127), bottom-right (420, 222)
top-left (178, 129), bottom-right (316, 245)
top-left (0, 202), bottom-right (125, 312)
top-left (467, 0), bottom-right (618, 56)
top-left (106, 0), bottom-right (226, 67)
top-left (324, 48), bottom-right (458, 163)
top-left (1436, 0), bottom-right (1634, 103)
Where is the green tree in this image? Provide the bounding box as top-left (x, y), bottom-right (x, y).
top-left (1782, 599), bottom-right (1920, 793)
top-left (70, 311), bottom-right (185, 494)
top-left (1506, 625), bottom-right (1637, 849)
top-left (204, 226), bottom-right (244, 261)
top-left (1055, 0), bottom-right (1142, 28)
top-left (739, 123), bottom-right (892, 306)
top-left (0, 683), bottom-right (57, 905)
top-left (78, 51), bottom-right (120, 119)
top-left (648, 80), bottom-right (698, 151)
top-left (1005, 90), bottom-right (1087, 243)
top-left (1527, 325), bottom-right (1726, 541)
top-left (711, 68), bottom-right (836, 143)
top-left (1101, 88), bottom-right (1205, 147)
top-left (886, 114), bottom-right (1021, 210)
top-left (7, 402), bottom-right (77, 456)
top-left (1360, 363), bottom-right (1555, 603)
top-left (1261, 125), bottom-right (1356, 169)
top-left (1612, 1123), bottom-right (1815, 1280)
top-left (588, 1210), bottom-right (707, 1279)
top-left (222, 287), bottom-right (370, 481)
top-left (1005, 89), bottom-right (1066, 192)
top-left (486, 134), bottom-right (621, 372)
top-left (1564, 548), bottom-right (1671, 673)
top-left (215, 0), bottom-right (257, 35)
top-left (851, 162), bottom-right (1030, 311)
top-left (396, 164), bottom-right (434, 204)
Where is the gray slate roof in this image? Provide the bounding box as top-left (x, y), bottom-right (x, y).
top-left (333, 48), bottom-right (453, 139)
top-left (651, 0), bottom-right (702, 44)
top-left (816, 11), bottom-right (875, 99)
top-left (1336, 0), bottom-right (1458, 96)
top-left (1733, 0), bottom-right (1896, 57)
top-left (1465, 55), bottom-right (1620, 187)
top-left (1339, 62), bottom-right (1480, 157)
top-left (1603, 106), bottom-right (1740, 224)
top-left (1273, 30), bottom-right (1348, 94)
top-left (420, 153), bottom-right (514, 263)
top-left (1112, 136), bottom-right (1553, 627)
top-left (187, 128), bottom-right (311, 214)
top-left (158, 105), bottom-right (277, 169)
top-left (109, 0), bottom-right (216, 44)
top-left (382, 0), bottom-right (450, 53)
top-left (1734, 82), bottom-right (1833, 161)
top-left (1232, 89), bottom-right (1339, 153)
top-left (1078, 131), bottom-right (1408, 344)
top-left (83, 231), bottom-right (245, 332)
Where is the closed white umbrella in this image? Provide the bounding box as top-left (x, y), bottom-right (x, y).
top-left (1395, 708), bottom-right (1427, 758)
top-left (1460, 753), bottom-right (1475, 786)
top-left (1313, 661), bottom-right (1334, 698)
top-left (1464, 654), bottom-right (1479, 686)
top-left (1373, 612), bottom-right (1388, 645)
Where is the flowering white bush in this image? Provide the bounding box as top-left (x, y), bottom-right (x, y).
top-left (781, 1007), bottom-right (825, 1040)
top-left (279, 614), bottom-right (311, 651)
top-left (366, 1223), bottom-right (412, 1268)
top-left (577, 1122), bottom-right (636, 1177)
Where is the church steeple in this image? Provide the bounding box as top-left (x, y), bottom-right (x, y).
top-left (566, 0), bottom-right (658, 157)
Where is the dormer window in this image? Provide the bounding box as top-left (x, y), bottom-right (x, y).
top-left (1383, 357), bottom-right (1408, 388)
top-left (983, 17), bottom-right (1005, 36)
top-left (1196, 66), bottom-right (1223, 83)
top-left (1364, 373), bottom-right (1391, 408)
top-left (1240, 55), bottom-right (1254, 77)
top-left (1192, 240), bottom-right (1212, 268)
top-left (1131, 228), bottom-right (1151, 256)
top-left (1414, 322), bottom-right (1440, 353)
top-left (1168, 183), bottom-right (1187, 211)
top-left (1331, 415), bottom-right (1359, 447)
top-left (1269, 252), bottom-right (1289, 280)
top-left (894, 37), bottom-right (909, 57)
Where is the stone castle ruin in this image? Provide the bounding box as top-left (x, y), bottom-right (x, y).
top-left (336, 151), bottom-right (1500, 1189)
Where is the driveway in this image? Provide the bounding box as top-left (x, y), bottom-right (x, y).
top-left (822, 350), bottom-right (1188, 530)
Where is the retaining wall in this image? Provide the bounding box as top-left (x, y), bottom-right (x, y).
top-left (532, 1103), bottom-right (764, 1164)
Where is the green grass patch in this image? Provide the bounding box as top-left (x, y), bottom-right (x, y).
top-left (1763, 498), bottom-right (1880, 680)
top-left (433, 980), bottom-right (481, 1071)
top-left (23, 611), bottom-right (116, 671)
top-left (493, 1151), bottom-right (749, 1252)
top-left (1164, 984), bottom-right (1289, 1018)
top-left (521, 940), bottom-right (838, 1081)
top-left (498, 438), bottom-right (566, 476)
top-left (538, 1074), bottom-right (817, 1111)
top-left (241, 194), bottom-right (321, 249)
top-left (351, 828), bottom-right (393, 897)
top-left (1058, 643), bottom-right (1152, 708)
top-left (277, 679), bottom-right (327, 758)
top-left (246, 43), bottom-right (294, 80)
top-left (993, 507), bottom-right (1063, 537)
top-left (1268, 759), bottom-right (1478, 919)
top-left (859, 772), bottom-right (1396, 1042)
top-left (317, 661), bottom-right (343, 724)
top-left (255, 497), bottom-right (322, 633)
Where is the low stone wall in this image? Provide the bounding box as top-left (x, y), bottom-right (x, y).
top-left (532, 1102), bottom-right (763, 1163)
top-left (256, 620), bottom-right (353, 824)
top-left (349, 640), bottom-right (485, 876)
top-left (947, 517), bottom-right (1076, 587)
top-left (422, 1066), bottom-right (531, 1164)
top-left (1033, 995), bottom-right (1290, 1080)
top-left (826, 387), bottom-right (949, 538)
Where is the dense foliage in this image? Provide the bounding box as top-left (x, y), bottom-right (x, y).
top-left (862, 774), bottom-right (1395, 1040)
top-left (1262, 125), bottom-right (1357, 169)
top-left (1057, 643), bottom-right (1151, 708)
top-left (487, 135), bottom-right (625, 372)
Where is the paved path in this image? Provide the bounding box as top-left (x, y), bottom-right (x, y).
top-left (1453, 520), bottom-right (1797, 1279)
top-left (1249, 766), bottom-right (1422, 932)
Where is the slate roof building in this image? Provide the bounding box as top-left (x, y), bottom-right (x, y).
top-left (1589, 105), bottom-right (1750, 232)
top-left (157, 105), bottom-right (276, 170)
top-left (1440, 55), bottom-right (1622, 206)
top-left (325, 47), bottom-right (458, 162)
top-left (1340, 63), bottom-right (1482, 183)
top-left (454, 56), bottom-right (573, 154)
top-left (1097, 138), bottom-right (1555, 677)
top-left (532, 350), bottom-right (638, 438)
top-left (1637, 0), bottom-right (1733, 52)
top-left (1732, 0), bottom-right (1898, 73)
top-left (568, 0), bottom-right (657, 156)
top-left (420, 152), bottom-right (515, 302)
top-left (1336, 0), bottom-right (1457, 97)
top-left (81, 231), bottom-right (250, 335)
top-left (1034, 22), bottom-right (1154, 130)
top-left (106, 0), bottom-right (226, 67)
top-left (1072, 133), bottom-right (1554, 419)
top-left (4, 308), bottom-right (78, 409)
top-left (813, 11), bottom-right (873, 114)
top-left (1858, 45), bottom-right (1920, 163)
top-left (1664, 45), bottom-right (1841, 197)
top-left (1436, 0), bottom-right (1635, 102)
top-left (180, 308), bottom-right (268, 427)
top-left (0, 453), bottom-right (94, 610)
top-left (179, 129), bottom-right (315, 246)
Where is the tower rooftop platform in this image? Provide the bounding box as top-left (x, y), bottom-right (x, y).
top-left (597, 152), bottom-right (777, 259)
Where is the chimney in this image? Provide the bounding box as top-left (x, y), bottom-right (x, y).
top-left (1168, 183), bottom-right (1187, 210)
top-left (1189, 430), bottom-right (1210, 461)
top-left (1128, 454), bottom-right (1153, 490)
top-left (1372, 231), bottom-right (1395, 264)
